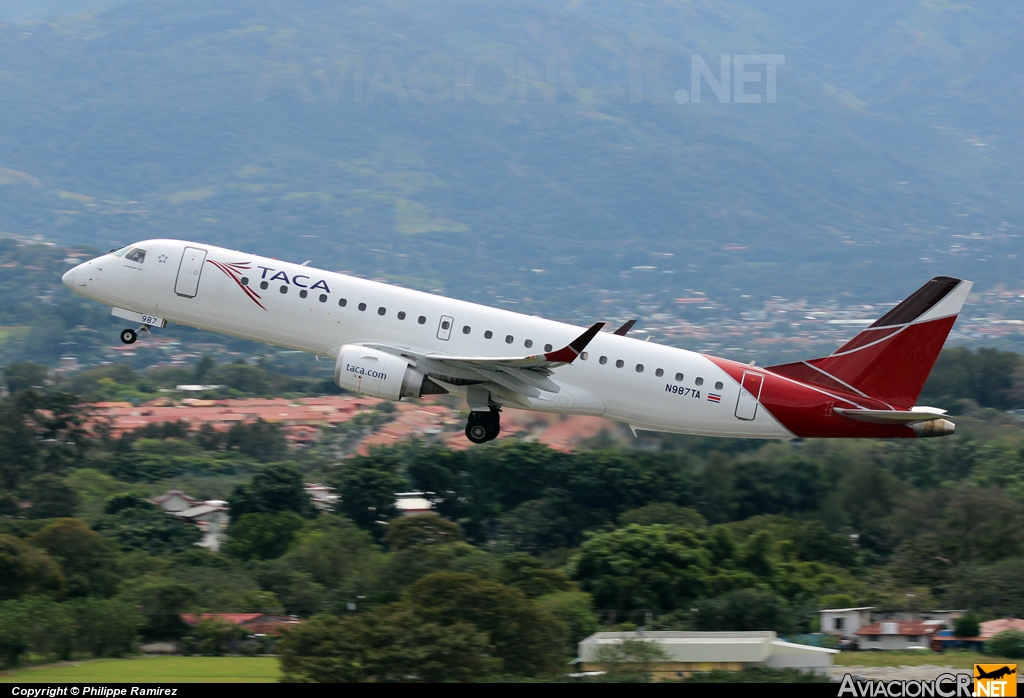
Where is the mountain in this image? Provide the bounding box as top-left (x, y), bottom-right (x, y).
top-left (0, 0), bottom-right (1021, 324)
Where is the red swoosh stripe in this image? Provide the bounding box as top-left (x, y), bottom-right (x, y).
top-left (207, 259), bottom-right (267, 311)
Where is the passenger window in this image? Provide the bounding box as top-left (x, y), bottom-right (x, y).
top-left (675, 373), bottom-right (683, 382)
top-left (636, 364), bottom-right (644, 373)
top-left (260, 281), bottom-right (269, 290)
top-left (524, 339), bottom-right (533, 348)
top-left (398, 311), bottom-right (406, 320)
top-left (125, 248), bottom-right (146, 263)
top-left (339, 298), bottom-right (347, 307)
top-left (615, 359), bottom-right (624, 368)
top-left (544, 343), bottom-right (552, 352)
top-left (442, 320), bottom-right (451, 330)
top-left (485, 330), bottom-right (493, 339)
top-left (656, 368), bottom-right (664, 377)
top-left (581, 352), bottom-right (588, 360)
top-left (715, 381), bottom-right (724, 390)
top-left (695, 377), bottom-right (704, 386)
top-left (319, 294), bottom-right (327, 303)
top-left (599, 356), bottom-right (608, 365)
top-left (418, 316), bottom-right (426, 324)
top-left (463, 326), bottom-right (471, 334)
top-left (378, 307), bottom-right (386, 316)
top-left (241, 277), bottom-right (249, 286)
top-left (280, 285), bottom-right (288, 294)
top-left (358, 303), bottom-right (366, 311)
top-left (505, 335), bottom-right (514, 344)
top-left (299, 289), bottom-right (308, 299)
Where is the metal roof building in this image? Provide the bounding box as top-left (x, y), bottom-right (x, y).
top-left (577, 631), bottom-right (838, 681)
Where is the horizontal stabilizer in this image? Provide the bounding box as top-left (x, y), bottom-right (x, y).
top-left (833, 407), bottom-right (946, 425)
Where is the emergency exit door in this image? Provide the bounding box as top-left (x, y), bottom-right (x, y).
top-left (174, 247), bottom-right (207, 298)
top-left (734, 371), bottom-right (764, 421)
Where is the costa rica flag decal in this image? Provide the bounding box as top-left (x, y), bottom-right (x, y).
top-left (707, 393), bottom-right (722, 403)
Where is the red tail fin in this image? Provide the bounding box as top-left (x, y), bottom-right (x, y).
top-left (767, 277), bottom-right (972, 407)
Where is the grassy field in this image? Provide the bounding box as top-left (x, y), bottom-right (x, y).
top-left (0, 656), bottom-right (282, 683)
top-left (835, 650), bottom-right (1018, 669)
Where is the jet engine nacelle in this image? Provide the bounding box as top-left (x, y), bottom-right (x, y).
top-left (334, 345), bottom-right (444, 400)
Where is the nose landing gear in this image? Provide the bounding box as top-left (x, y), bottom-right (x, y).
top-left (120, 324), bottom-right (153, 345)
top-left (465, 407), bottom-right (501, 444)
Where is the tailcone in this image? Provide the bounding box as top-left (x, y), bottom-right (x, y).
top-left (912, 419), bottom-right (955, 438)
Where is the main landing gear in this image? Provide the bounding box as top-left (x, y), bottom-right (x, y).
top-left (465, 407), bottom-right (501, 444)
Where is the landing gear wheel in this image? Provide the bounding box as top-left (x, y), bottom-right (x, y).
top-left (465, 409), bottom-right (500, 444)
top-left (120, 328), bottom-right (137, 345)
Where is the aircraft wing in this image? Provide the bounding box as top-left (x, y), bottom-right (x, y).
top-left (363, 322), bottom-right (604, 398)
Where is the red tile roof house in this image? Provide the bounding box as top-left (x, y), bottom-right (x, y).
top-left (855, 620), bottom-right (945, 650)
top-left (933, 618), bottom-right (1024, 652)
top-left (180, 613), bottom-right (300, 636)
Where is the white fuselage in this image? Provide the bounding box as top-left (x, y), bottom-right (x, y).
top-left (64, 239), bottom-right (793, 439)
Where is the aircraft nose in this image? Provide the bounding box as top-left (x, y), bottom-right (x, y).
top-left (62, 266), bottom-right (78, 290)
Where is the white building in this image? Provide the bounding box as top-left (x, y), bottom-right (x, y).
top-left (855, 620), bottom-right (945, 650)
top-left (152, 489), bottom-right (199, 513)
top-left (576, 631), bottom-right (838, 680)
top-left (175, 502), bottom-right (230, 552)
top-left (819, 606), bottom-right (875, 641)
top-left (394, 491), bottom-right (434, 516)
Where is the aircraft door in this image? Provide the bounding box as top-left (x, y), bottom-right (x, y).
top-left (436, 315), bottom-right (453, 341)
top-left (174, 247), bottom-right (207, 298)
top-left (734, 371), bottom-right (764, 421)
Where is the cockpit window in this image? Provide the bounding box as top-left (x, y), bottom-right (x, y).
top-left (125, 248), bottom-right (146, 263)
top-left (111, 246), bottom-right (131, 257)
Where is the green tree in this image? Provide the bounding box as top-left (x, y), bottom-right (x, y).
top-left (404, 572), bottom-right (566, 676)
top-left (0, 534), bottom-right (64, 600)
top-left (184, 619), bottom-right (248, 656)
top-left (278, 606), bottom-right (500, 682)
top-left (193, 355), bottom-right (215, 383)
top-left (0, 600), bottom-right (27, 668)
top-left (691, 588), bottom-right (797, 634)
top-left (619, 503), bottom-right (707, 528)
top-left (987, 630), bottom-right (1024, 659)
top-left (384, 513), bottom-right (463, 550)
top-left (226, 419), bottom-right (288, 461)
top-left (2, 362), bottom-right (48, 393)
top-left (499, 553), bottom-right (574, 598)
top-left (594, 637), bottom-right (670, 682)
top-left (23, 474), bottom-right (80, 519)
top-left (225, 511), bottom-right (306, 561)
top-left (574, 524), bottom-right (712, 611)
top-left (251, 561), bottom-right (327, 617)
top-left (953, 613), bottom-right (980, 638)
top-left (332, 461), bottom-right (403, 533)
top-left (0, 396), bottom-right (38, 490)
top-left (28, 518), bottom-right (120, 598)
top-left (94, 502), bottom-right (201, 555)
top-left (66, 597), bottom-right (143, 657)
top-left (116, 575), bottom-right (196, 641)
top-left (279, 517), bottom-right (384, 600)
top-left (230, 463), bottom-right (318, 520)
top-left (537, 591), bottom-right (599, 653)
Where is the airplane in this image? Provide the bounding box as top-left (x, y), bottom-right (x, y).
top-left (62, 240), bottom-right (971, 443)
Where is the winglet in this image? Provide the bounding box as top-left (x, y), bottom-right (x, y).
top-left (613, 319), bottom-right (636, 336)
top-left (543, 322), bottom-right (605, 363)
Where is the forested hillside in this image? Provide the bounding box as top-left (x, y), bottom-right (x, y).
top-left (0, 0), bottom-right (1022, 319)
